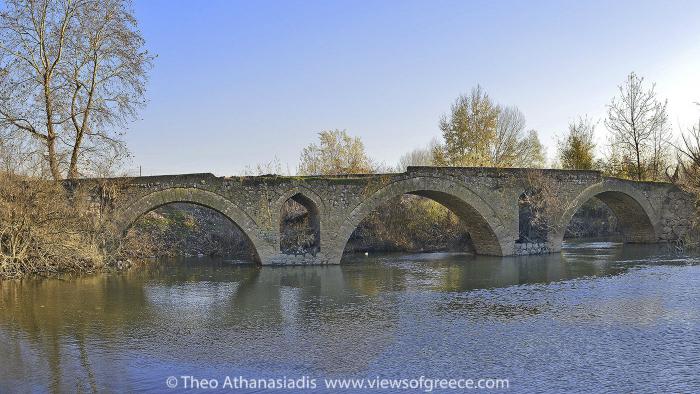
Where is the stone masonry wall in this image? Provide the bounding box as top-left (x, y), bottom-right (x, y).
top-left (514, 242), bottom-right (550, 255)
top-left (79, 167), bottom-right (696, 265)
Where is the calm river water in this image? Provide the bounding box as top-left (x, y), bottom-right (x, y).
top-left (1, 241), bottom-right (699, 393)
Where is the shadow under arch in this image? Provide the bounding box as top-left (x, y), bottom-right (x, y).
top-left (274, 187), bottom-right (324, 253)
top-left (332, 177), bottom-right (510, 259)
top-left (554, 182), bottom-right (659, 248)
top-left (115, 188), bottom-right (273, 263)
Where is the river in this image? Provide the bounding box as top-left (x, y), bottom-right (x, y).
top-left (1, 241), bottom-right (699, 393)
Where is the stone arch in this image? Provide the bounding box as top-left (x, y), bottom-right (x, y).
top-left (274, 187), bottom-right (324, 253)
top-left (331, 176), bottom-right (510, 260)
top-left (553, 181), bottom-right (659, 247)
top-left (115, 187), bottom-right (273, 263)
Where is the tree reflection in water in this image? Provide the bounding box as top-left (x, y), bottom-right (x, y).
top-left (1, 242), bottom-right (697, 392)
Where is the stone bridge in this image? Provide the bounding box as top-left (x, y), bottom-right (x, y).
top-left (96, 167), bottom-right (695, 265)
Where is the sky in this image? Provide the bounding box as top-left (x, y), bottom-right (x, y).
top-left (127, 0), bottom-right (700, 176)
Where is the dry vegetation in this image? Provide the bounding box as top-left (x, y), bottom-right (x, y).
top-left (0, 172), bottom-right (125, 278)
top-left (345, 195), bottom-right (471, 253)
top-left (123, 203), bottom-right (257, 260)
top-left (517, 170), bottom-right (568, 243)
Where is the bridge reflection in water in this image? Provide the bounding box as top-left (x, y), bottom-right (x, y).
top-left (2, 242), bottom-right (698, 392)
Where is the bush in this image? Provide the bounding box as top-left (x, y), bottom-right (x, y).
top-left (0, 174), bottom-right (111, 278)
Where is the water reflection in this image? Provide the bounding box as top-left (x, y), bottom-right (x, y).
top-left (1, 242), bottom-right (699, 392)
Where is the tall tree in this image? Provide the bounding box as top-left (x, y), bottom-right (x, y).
top-left (298, 129), bottom-right (373, 175)
top-left (0, 0), bottom-right (153, 180)
top-left (649, 116), bottom-right (673, 181)
top-left (605, 72), bottom-right (669, 181)
top-left (439, 87), bottom-right (546, 168)
top-left (439, 86), bottom-right (499, 166)
top-left (558, 117), bottom-right (596, 170)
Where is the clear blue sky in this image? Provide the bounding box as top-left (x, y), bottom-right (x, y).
top-left (128, 0), bottom-right (700, 176)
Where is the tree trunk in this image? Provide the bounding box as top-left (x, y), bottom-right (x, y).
top-left (43, 71), bottom-right (62, 181)
top-left (47, 136), bottom-right (62, 181)
top-left (68, 136), bottom-right (82, 180)
top-left (635, 141), bottom-right (642, 181)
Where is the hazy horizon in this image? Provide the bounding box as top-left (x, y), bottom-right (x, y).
top-left (126, 0), bottom-right (700, 176)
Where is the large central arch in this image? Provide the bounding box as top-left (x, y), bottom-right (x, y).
top-left (331, 177), bottom-right (510, 260)
top-left (552, 182), bottom-right (659, 248)
top-left (114, 188), bottom-right (274, 263)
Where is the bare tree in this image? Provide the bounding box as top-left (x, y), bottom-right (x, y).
top-left (243, 156), bottom-right (284, 176)
top-left (0, 0), bottom-right (153, 180)
top-left (676, 103), bottom-right (700, 190)
top-left (512, 129), bottom-right (546, 168)
top-left (519, 170), bottom-right (567, 243)
top-left (397, 137), bottom-right (441, 171)
top-left (649, 116), bottom-right (673, 181)
top-left (605, 72), bottom-right (669, 181)
top-left (490, 106), bottom-right (525, 166)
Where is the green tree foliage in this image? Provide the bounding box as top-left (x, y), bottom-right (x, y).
top-left (298, 129), bottom-right (373, 175)
top-left (558, 117), bottom-right (597, 170)
top-left (439, 86), bottom-right (500, 166)
top-left (602, 145), bottom-right (641, 180)
top-left (438, 86), bottom-right (546, 168)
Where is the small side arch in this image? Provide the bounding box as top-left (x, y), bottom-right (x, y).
top-left (553, 182), bottom-right (659, 247)
top-left (272, 187), bottom-right (326, 223)
top-left (331, 176), bottom-right (510, 258)
top-left (274, 187), bottom-right (325, 254)
top-left (115, 187), bottom-right (274, 262)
